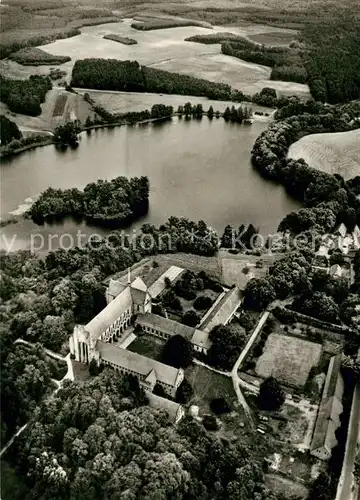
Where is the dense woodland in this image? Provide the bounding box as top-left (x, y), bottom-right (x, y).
top-left (0, 75), bottom-right (51, 116)
top-left (4, 369), bottom-right (279, 500)
top-left (71, 59), bottom-right (237, 101)
top-left (252, 99), bottom-right (360, 235)
top-left (26, 176), bottom-right (150, 227)
top-left (0, 115), bottom-right (22, 145)
top-left (303, 17), bottom-right (360, 104)
top-left (221, 39), bottom-right (307, 84)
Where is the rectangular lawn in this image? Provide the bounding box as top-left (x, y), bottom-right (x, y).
top-left (255, 333), bottom-right (322, 388)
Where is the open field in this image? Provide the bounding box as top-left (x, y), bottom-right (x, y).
top-left (0, 88), bottom-right (94, 132)
top-left (33, 19), bottom-right (310, 97)
top-left (248, 31), bottom-right (296, 46)
top-left (266, 474), bottom-right (308, 500)
top-left (219, 251), bottom-right (283, 288)
top-left (79, 89), bottom-right (274, 116)
top-left (255, 333), bottom-right (322, 388)
top-left (288, 129), bottom-right (360, 181)
top-left (185, 364), bottom-right (236, 413)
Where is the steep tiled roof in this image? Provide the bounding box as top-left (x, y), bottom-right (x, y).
top-left (137, 313), bottom-right (195, 340)
top-left (97, 341), bottom-right (183, 387)
top-left (311, 354), bottom-right (344, 454)
top-left (107, 279), bottom-right (127, 300)
top-left (192, 329), bottom-right (212, 350)
top-left (136, 313), bottom-right (211, 350)
top-left (86, 287), bottom-right (132, 340)
top-left (148, 266), bottom-right (184, 298)
top-left (146, 392), bottom-right (183, 423)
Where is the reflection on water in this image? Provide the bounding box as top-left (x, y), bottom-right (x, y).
top-left (0, 117), bottom-right (300, 252)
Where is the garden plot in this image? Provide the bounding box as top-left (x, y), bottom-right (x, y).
top-left (255, 333), bottom-right (322, 388)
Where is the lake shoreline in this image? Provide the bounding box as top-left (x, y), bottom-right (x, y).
top-left (1, 109), bottom-right (269, 160)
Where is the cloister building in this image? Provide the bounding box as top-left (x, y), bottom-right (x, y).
top-left (69, 273), bottom-right (210, 400)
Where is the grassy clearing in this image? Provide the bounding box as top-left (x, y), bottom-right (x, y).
top-left (248, 31), bottom-right (297, 46)
top-left (185, 364), bottom-right (235, 413)
top-left (219, 251), bottom-right (281, 288)
top-left (288, 129), bottom-right (360, 181)
top-left (265, 474), bottom-right (308, 500)
top-left (71, 359), bottom-right (91, 383)
top-left (127, 335), bottom-right (164, 362)
top-left (255, 333), bottom-right (322, 388)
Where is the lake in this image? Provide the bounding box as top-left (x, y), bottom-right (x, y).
top-left (0, 117), bottom-right (300, 253)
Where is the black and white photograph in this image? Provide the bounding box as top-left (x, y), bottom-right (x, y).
top-left (0, 0), bottom-right (359, 499)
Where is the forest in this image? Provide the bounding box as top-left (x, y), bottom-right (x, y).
top-left (70, 59), bottom-right (238, 101)
top-left (0, 75), bottom-right (52, 116)
top-left (251, 99), bottom-right (360, 235)
top-left (26, 176), bottom-right (150, 228)
top-left (3, 369), bottom-right (279, 500)
top-left (303, 16), bottom-right (360, 104)
top-left (221, 40), bottom-right (307, 84)
top-left (0, 116), bottom-right (22, 145)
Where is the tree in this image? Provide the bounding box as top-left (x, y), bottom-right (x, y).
top-left (153, 383), bottom-right (167, 397)
top-left (182, 309), bottom-right (200, 327)
top-left (202, 414), bottom-right (219, 431)
top-left (258, 377), bottom-right (285, 411)
top-left (210, 397), bottom-right (232, 415)
top-left (0, 115), bottom-right (22, 145)
top-left (54, 121), bottom-right (81, 146)
top-left (208, 105), bottom-right (214, 119)
top-left (176, 379), bottom-right (193, 403)
top-left (307, 471), bottom-right (332, 500)
top-left (162, 334), bottom-right (193, 368)
top-left (223, 107), bottom-right (231, 121)
top-left (89, 358), bottom-right (99, 376)
top-left (243, 278), bottom-right (276, 311)
top-left (208, 323), bottom-right (247, 370)
top-left (184, 102), bottom-right (192, 116)
top-left (193, 295), bottom-right (213, 310)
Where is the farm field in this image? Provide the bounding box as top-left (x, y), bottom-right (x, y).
top-left (288, 129), bottom-right (360, 181)
top-left (35, 19), bottom-right (310, 97)
top-left (255, 333), bottom-right (322, 388)
top-left (0, 88), bottom-right (94, 133)
top-left (79, 89), bottom-right (274, 117)
top-left (219, 251), bottom-right (283, 288)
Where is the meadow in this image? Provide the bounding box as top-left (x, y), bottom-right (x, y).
top-left (288, 129), bottom-right (360, 181)
top-left (36, 20), bottom-right (310, 97)
top-left (77, 89), bottom-right (274, 116)
top-left (255, 333), bottom-right (323, 388)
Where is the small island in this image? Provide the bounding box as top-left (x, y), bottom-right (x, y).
top-left (103, 34), bottom-right (138, 45)
top-left (26, 175), bottom-right (150, 228)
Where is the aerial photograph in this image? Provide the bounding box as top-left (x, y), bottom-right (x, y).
top-left (0, 0), bottom-right (359, 499)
